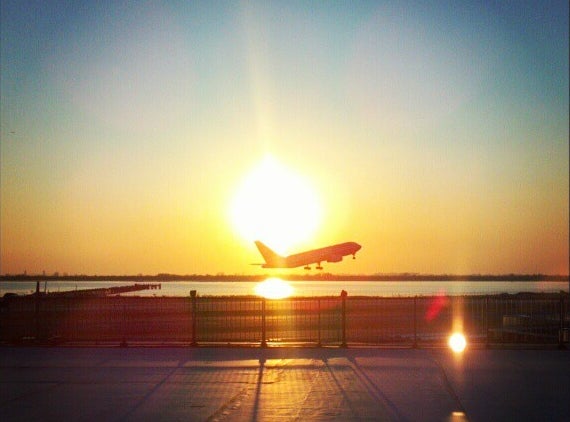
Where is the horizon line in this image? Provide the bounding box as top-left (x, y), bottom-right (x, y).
top-left (1, 273), bottom-right (568, 282)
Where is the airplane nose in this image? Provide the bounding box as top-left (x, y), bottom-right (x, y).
top-left (355, 243), bottom-right (362, 251)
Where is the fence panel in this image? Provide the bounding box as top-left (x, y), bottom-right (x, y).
top-left (0, 297), bottom-right (36, 341)
top-left (264, 297), bottom-right (342, 345)
top-left (462, 296), bottom-right (488, 344)
top-left (0, 293), bottom-right (567, 346)
top-left (346, 297), bottom-right (415, 345)
top-left (487, 297), bottom-right (563, 344)
top-left (195, 297), bottom-right (262, 343)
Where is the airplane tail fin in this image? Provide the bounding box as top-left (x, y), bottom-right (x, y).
top-left (254, 241), bottom-right (283, 267)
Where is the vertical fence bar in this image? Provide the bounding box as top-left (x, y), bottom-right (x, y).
top-left (66, 297), bottom-right (71, 342)
top-left (261, 298), bottom-right (267, 347)
top-left (317, 299), bottom-right (321, 347)
top-left (120, 296), bottom-right (127, 347)
top-left (558, 290), bottom-right (560, 349)
top-left (485, 295), bottom-right (489, 348)
top-left (413, 296), bottom-right (418, 348)
top-left (190, 290), bottom-right (197, 347)
top-left (340, 290), bottom-right (347, 347)
top-left (34, 281), bottom-right (40, 342)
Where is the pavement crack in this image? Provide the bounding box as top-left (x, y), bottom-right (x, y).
top-left (430, 356), bottom-right (468, 419)
top-left (346, 357), bottom-right (406, 421)
top-left (206, 387), bottom-right (248, 422)
top-left (291, 359), bottom-right (327, 421)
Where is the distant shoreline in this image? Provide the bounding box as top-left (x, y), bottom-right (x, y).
top-left (1, 274), bottom-right (568, 282)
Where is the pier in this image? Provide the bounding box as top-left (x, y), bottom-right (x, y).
top-left (29, 282), bottom-right (162, 297)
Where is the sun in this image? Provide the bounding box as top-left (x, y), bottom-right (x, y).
top-left (230, 155), bottom-right (321, 253)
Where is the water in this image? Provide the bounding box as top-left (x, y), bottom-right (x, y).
top-left (1, 279), bottom-right (567, 297)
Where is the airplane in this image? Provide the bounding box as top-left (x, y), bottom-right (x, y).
top-left (254, 240), bottom-right (362, 270)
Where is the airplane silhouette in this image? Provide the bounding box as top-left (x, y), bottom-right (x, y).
top-left (255, 240), bottom-right (361, 270)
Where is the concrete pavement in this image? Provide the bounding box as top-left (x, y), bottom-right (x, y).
top-left (1, 346), bottom-right (568, 421)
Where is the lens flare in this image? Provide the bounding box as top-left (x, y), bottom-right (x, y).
top-left (448, 333), bottom-right (467, 353)
top-left (254, 278), bottom-right (294, 299)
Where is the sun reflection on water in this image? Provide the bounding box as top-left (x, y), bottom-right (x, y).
top-left (254, 278), bottom-right (294, 299)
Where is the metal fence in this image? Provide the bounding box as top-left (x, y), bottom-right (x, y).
top-left (1, 292), bottom-right (567, 347)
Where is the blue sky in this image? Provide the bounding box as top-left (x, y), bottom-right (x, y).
top-left (1, 1), bottom-right (568, 275)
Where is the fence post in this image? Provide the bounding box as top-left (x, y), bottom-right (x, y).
top-left (190, 290), bottom-right (197, 347)
top-left (120, 296), bottom-right (127, 347)
top-left (485, 296), bottom-right (490, 348)
top-left (559, 291), bottom-right (566, 350)
top-left (35, 281), bottom-right (40, 342)
top-left (261, 298), bottom-right (267, 348)
top-left (413, 296), bottom-right (418, 349)
top-left (317, 299), bottom-right (322, 347)
top-left (340, 290), bottom-right (347, 347)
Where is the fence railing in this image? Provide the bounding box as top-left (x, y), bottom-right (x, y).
top-left (1, 292), bottom-right (568, 347)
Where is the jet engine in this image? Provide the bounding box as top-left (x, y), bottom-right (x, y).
top-left (327, 255), bottom-right (343, 263)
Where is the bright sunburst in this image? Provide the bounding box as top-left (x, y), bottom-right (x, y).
top-left (448, 332), bottom-right (467, 353)
top-left (254, 278), bottom-right (294, 299)
top-left (230, 155), bottom-right (321, 253)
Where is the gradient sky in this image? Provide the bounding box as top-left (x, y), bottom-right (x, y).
top-left (1, 1), bottom-right (568, 275)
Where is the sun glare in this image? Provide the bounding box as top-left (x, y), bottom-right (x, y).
top-left (254, 278), bottom-right (294, 299)
top-left (448, 333), bottom-right (467, 353)
top-left (230, 155), bottom-right (321, 253)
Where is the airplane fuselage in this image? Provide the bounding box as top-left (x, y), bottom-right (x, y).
top-left (255, 241), bottom-right (361, 269)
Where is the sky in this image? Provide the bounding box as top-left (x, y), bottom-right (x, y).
top-left (1, 1), bottom-right (568, 276)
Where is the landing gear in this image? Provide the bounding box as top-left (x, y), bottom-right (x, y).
top-left (352, 254), bottom-right (356, 259)
top-left (316, 265), bottom-right (323, 270)
top-left (304, 266), bottom-right (311, 270)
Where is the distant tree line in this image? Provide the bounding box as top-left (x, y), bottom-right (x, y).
top-left (1, 273), bottom-right (567, 282)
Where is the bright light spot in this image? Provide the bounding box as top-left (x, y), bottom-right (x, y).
top-left (254, 278), bottom-right (294, 299)
top-left (230, 155), bottom-right (321, 253)
top-left (449, 411), bottom-right (467, 420)
top-left (448, 333), bottom-right (467, 353)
